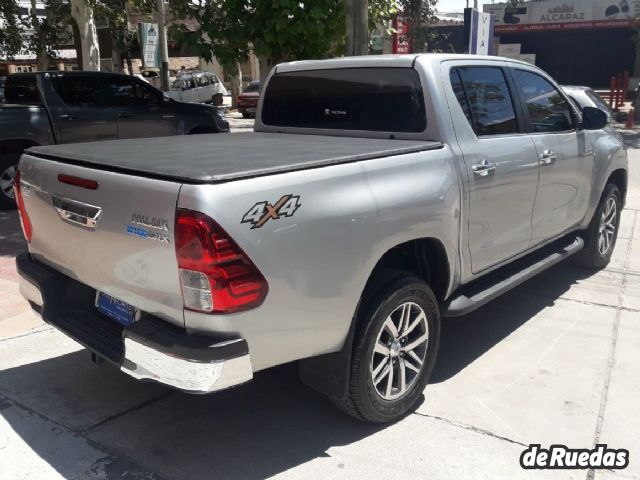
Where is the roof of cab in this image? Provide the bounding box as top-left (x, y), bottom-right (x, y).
top-left (275, 53), bottom-right (534, 73)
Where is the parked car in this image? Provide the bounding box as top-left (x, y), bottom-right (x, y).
top-left (0, 77), bottom-right (5, 103)
top-left (167, 72), bottom-right (227, 105)
top-left (139, 68), bottom-right (161, 89)
top-left (15, 54), bottom-right (626, 423)
top-left (237, 80), bottom-right (260, 118)
top-left (562, 85), bottom-right (614, 128)
top-left (0, 71), bottom-right (229, 209)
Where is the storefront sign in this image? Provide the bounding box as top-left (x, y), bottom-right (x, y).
top-left (484, 0), bottom-right (639, 32)
top-left (139, 22), bottom-right (159, 68)
top-left (392, 17), bottom-right (411, 54)
top-left (465, 8), bottom-right (495, 55)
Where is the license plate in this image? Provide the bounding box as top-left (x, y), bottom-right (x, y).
top-left (95, 292), bottom-right (138, 326)
top-left (247, 108), bottom-right (256, 113)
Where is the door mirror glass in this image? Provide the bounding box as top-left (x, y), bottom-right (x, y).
top-left (581, 106), bottom-right (608, 130)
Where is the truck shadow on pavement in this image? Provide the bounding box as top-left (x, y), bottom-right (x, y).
top-left (0, 210), bottom-right (26, 257)
top-left (0, 260), bottom-right (598, 480)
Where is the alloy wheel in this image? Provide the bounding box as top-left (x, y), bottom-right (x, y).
top-left (0, 165), bottom-right (16, 200)
top-left (370, 301), bottom-right (429, 401)
top-left (598, 196), bottom-right (617, 256)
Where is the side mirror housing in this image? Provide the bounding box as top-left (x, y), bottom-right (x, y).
top-left (581, 106), bottom-right (608, 130)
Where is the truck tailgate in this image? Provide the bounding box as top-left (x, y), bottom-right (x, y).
top-left (19, 153), bottom-right (184, 327)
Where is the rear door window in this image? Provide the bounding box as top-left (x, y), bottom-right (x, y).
top-left (53, 75), bottom-right (104, 107)
top-left (261, 67), bottom-right (426, 133)
top-left (453, 67), bottom-right (519, 136)
top-left (5, 75), bottom-right (41, 105)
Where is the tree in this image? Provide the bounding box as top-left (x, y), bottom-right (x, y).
top-left (0, 0), bottom-right (71, 71)
top-left (398, 0), bottom-right (438, 53)
top-left (0, 0), bottom-right (24, 60)
top-left (169, 0), bottom-right (347, 85)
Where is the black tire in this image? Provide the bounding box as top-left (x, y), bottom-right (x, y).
top-left (212, 93), bottom-right (223, 106)
top-left (572, 183), bottom-right (622, 269)
top-left (333, 275), bottom-right (440, 423)
top-left (0, 150), bottom-right (20, 211)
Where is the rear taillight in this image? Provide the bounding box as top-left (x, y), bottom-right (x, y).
top-left (175, 209), bottom-right (268, 314)
top-left (13, 170), bottom-right (32, 243)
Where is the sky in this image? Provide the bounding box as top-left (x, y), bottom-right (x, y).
top-left (436, 0), bottom-right (489, 13)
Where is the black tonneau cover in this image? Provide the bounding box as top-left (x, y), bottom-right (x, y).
top-left (28, 132), bottom-right (442, 184)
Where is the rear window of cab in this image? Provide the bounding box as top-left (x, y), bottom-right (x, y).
top-left (261, 67), bottom-right (427, 133)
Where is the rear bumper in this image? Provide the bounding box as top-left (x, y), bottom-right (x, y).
top-left (16, 253), bottom-right (253, 394)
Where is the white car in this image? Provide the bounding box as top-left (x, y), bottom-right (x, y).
top-left (167, 72), bottom-right (228, 105)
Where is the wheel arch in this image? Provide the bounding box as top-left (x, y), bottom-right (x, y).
top-left (299, 236), bottom-right (451, 400)
top-left (607, 168), bottom-right (627, 206)
top-left (364, 237), bottom-right (451, 304)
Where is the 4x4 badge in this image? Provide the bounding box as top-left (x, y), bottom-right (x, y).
top-left (242, 194), bottom-right (301, 229)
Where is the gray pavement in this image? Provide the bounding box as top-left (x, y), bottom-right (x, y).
top-left (0, 130), bottom-right (638, 480)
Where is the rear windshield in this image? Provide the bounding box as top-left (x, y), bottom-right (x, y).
top-left (5, 75), bottom-right (41, 105)
top-left (261, 68), bottom-right (426, 133)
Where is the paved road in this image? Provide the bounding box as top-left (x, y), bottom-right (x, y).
top-left (0, 131), bottom-right (638, 480)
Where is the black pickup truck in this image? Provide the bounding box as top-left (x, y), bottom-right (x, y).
top-left (0, 71), bottom-right (229, 209)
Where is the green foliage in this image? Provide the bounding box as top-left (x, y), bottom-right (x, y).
top-left (95, 0), bottom-right (151, 59)
top-left (0, 0), bottom-right (23, 58)
top-left (168, 0), bottom-right (347, 70)
top-left (0, 0), bottom-right (73, 63)
top-left (369, 0), bottom-right (400, 33)
top-left (398, 0), bottom-right (439, 53)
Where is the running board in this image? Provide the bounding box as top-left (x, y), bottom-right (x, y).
top-left (441, 236), bottom-right (584, 318)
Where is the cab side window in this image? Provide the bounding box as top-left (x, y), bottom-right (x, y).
top-left (450, 66), bottom-right (519, 137)
top-left (513, 69), bottom-right (575, 133)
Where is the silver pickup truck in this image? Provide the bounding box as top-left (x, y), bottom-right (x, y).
top-left (15, 54), bottom-right (627, 423)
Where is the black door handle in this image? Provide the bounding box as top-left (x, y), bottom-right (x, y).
top-left (117, 113), bottom-right (134, 119)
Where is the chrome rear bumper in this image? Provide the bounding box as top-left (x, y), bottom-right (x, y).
top-left (17, 253), bottom-right (253, 394)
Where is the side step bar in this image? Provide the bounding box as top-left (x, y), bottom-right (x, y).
top-left (442, 236), bottom-right (584, 317)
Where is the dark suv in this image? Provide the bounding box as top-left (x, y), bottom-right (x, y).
top-left (0, 71), bottom-right (229, 209)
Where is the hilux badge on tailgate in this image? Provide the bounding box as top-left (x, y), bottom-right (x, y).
top-left (130, 213), bottom-right (169, 231)
top-left (127, 213), bottom-right (170, 243)
top-left (242, 194), bottom-right (301, 229)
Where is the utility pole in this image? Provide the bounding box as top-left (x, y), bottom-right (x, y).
top-left (156, 0), bottom-right (170, 92)
top-left (345, 0), bottom-right (369, 56)
top-left (474, 0), bottom-right (478, 9)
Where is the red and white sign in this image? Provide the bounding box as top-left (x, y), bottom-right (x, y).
top-left (484, 0), bottom-right (639, 32)
top-left (392, 17), bottom-right (411, 54)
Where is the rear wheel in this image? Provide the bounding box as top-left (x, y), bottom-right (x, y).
top-left (0, 150), bottom-right (20, 210)
top-left (572, 183), bottom-right (621, 269)
top-left (333, 275), bottom-right (440, 423)
top-left (212, 93), bottom-right (223, 106)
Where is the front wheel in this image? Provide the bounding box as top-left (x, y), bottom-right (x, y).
top-left (572, 183), bottom-right (622, 269)
top-left (333, 275), bottom-right (440, 423)
top-left (0, 151), bottom-right (20, 210)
